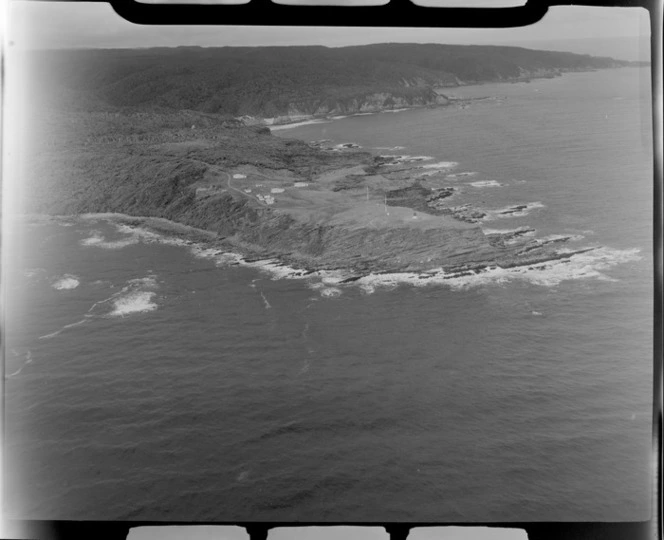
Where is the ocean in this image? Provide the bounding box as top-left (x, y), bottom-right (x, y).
top-left (4, 67), bottom-right (654, 523)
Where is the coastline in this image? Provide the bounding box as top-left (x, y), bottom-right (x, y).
top-left (18, 212), bottom-right (640, 293)
top-left (263, 66), bottom-right (639, 130)
top-left (18, 66), bottom-right (647, 292)
top-left (8, 41), bottom-right (654, 527)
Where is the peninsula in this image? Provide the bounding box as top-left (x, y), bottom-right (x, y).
top-left (22, 44), bottom-right (634, 277)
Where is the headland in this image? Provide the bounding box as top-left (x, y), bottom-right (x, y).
top-left (19, 44), bottom-right (636, 280)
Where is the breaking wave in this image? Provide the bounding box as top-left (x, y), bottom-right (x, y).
top-left (269, 119), bottom-right (331, 131)
top-left (74, 218), bottom-right (641, 301)
top-left (469, 180), bottom-right (502, 188)
top-left (308, 282), bottom-right (343, 298)
top-left (482, 226), bottom-right (535, 235)
top-left (188, 243), bottom-right (349, 285)
top-left (353, 247), bottom-right (642, 291)
top-left (80, 230), bottom-right (140, 249)
top-left (80, 222), bottom-right (191, 251)
top-left (485, 202), bottom-right (545, 220)
top-left (39, 273), bottom-right (160, 338)
top-left (333, 142), bottom-right (361, 149)
top-left (419, 161), bottom-right (459, 170)
top-left (110, 291), bottom-right (158, 317)
top-left (321, 287), bottom-right (342, 298)
top-left (108, 276), bottom-right (159, 317)
top-left (52, 274), bottom-right (80, 290)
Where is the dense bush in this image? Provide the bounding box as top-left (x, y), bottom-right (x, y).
top-left (27, 44), bottom-right (631, 117)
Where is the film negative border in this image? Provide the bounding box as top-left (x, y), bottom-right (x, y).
top-left (103, 0), bottom-right (651, 27)
top-left (2, 0), bottom-right (661, 538)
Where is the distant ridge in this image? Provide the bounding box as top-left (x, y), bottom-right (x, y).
top-left (30, 43), bottom-right (639, 121)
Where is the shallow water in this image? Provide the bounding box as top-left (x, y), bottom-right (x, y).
top-left (4, 67), bottom-right (654, 523)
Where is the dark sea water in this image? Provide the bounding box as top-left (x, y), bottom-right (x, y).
top-left (4, 67), bottom-right (654, 523)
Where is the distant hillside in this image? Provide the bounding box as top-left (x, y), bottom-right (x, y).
top-left (30, 43), bottom-right (635, 121)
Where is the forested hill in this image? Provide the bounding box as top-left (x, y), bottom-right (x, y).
top-left (31, 43), bottom-right (636, 121)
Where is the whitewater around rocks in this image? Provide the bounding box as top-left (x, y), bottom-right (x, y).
top-left (68, 213), bottom-right (643, 299)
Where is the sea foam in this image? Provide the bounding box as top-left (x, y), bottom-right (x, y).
top-left (188, 243), bottom-right (349, 284)
top-left (333, 142), bottom-right (361, 149)
top-left (308, 281), bottom-right (343, 298)
top-left (81, 222), bottom-right (191, 251)
top-left (419, 161), bottom-right (459, 170)
top-left (80, 230), bottom-right (140, 249)
top-left (110, 291), bottom-right (158, 317)
top-left (321, 287), bottom-right (342, 298)
top-left (269, 119), bottom-right (331, 131)
top-left (354, 246), bottom-right (642, 292)
top-left (76, 217), bottom-right (640, 300)
top-left (108, 275), bottom-right (159, 317)
top-left (469, 180), bottom-right (502, 188)
top-left (485, 202), bottom-right (546, 220)
top-left (52, 274), bottom-right (80, 290)
top-left (381, 155), bottom-right (434, 165)
top-left (40, 274), bottom-right (160, 337)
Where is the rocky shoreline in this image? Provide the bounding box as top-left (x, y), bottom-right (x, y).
top-left (23, 89), bottom-right (611, 287)
top-left (33, 132), bottom-right (599, 283)
top-left (36, 211), bottom-right (604, 292)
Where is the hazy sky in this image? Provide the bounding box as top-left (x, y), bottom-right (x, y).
top-left (8, 1), bottom-right (651, 60)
